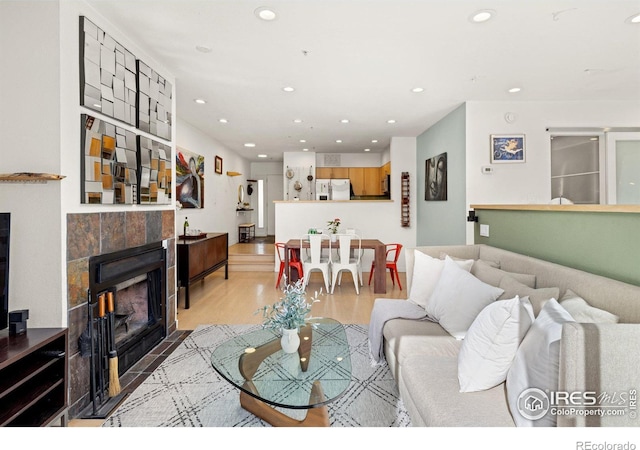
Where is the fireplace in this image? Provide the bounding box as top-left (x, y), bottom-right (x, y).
top-left (83, 241), bottom-right (166, 416)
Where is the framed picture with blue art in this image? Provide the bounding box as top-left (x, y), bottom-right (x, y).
top-left (490, 134), bottom-right (526, 163)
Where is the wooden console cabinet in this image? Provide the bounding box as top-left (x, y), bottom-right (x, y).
top-left (0, 328), bottom-right (69, 427)
top-left (177, 232), bottom-right (229, 309)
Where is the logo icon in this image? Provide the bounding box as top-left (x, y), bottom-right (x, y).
top-left (517, 388), bottom-right (550, 420)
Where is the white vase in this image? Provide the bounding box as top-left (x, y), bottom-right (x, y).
top-left (331, 233), bottom-right (337, 243)
top-left (280, 328), bottom-right (300, 354)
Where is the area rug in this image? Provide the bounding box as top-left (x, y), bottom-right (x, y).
top-left (103, 323), bottom-right (411, 427)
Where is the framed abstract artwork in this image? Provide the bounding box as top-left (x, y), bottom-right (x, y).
top-left (490, 134), bottom-right (526, 163)
top-left (176, 147), bottom-right (204, 208)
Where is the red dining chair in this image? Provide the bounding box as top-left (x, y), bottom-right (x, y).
top-left (275, 243), bottom-right (304, 288)
top-left (368, 243), bottom-right (403, 290)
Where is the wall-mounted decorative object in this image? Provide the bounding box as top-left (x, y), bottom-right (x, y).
top-left (137, 60), bottom-right (173, 140)
top-left (401, 172), bottom-right (410, 227)
top-left (81, 114), bottom-right (138, 204)
top-left (79, 17), bottom-right (137, 126)
top-left (139, 136), bottom-right (172, 204)
top-left (490, 134), bottom-right (526, 163)
top-left (215, 156), bottom-right (223, 174)
top-left (176, 148), bottom-right (204, 208)
top-left (425, 152), bottom-right (447, 201)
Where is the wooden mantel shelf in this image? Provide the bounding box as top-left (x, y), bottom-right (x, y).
top-left (0, 172), bottom-right (66, 183)
top-left (470, 204), bottom-right (640, 214)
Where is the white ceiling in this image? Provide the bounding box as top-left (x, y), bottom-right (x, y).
top-left (86, 0), bottom-right (640, 162)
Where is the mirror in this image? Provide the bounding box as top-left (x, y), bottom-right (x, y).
top-left (238, 184), bottom-right (245, 204)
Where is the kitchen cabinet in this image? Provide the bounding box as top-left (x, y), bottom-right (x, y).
top-left (349, 167), bottom-right (381, 196)
top-left (177, 232), bottom-right (228, 309)
top-left (0, 328), bottom-right (68, 427)
top-left (315, 167), bottom-right (349, 179)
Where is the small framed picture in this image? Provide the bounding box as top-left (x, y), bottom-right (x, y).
top-left (215, 155), bottom-right (223, 174)
top-left (490, 134), bottom-right (526, 163)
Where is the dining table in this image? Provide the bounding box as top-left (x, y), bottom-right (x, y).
top-left (283, 237), bottom-right (388, 294)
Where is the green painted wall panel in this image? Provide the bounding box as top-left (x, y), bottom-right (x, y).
top-left (474, 209), bottom-right (640, 286)
top-left (416, 103), bottom-right (466, 246)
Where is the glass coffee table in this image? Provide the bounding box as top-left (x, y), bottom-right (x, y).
top-left (211, 317), bottom-right (351, 427)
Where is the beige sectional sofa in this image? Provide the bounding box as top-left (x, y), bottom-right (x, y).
top-left (379, 244), bottom-right (640, 427)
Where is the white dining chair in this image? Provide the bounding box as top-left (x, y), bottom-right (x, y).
top-left (330, 233), bottom-right (363, 294)
top-left (300, 233), bottom-right (332, 293)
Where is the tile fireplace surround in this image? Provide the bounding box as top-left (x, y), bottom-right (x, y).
top-left (66, 210), bottom-right (176, 418)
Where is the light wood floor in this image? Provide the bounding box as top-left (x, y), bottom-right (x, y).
top-left (176, 242), bottom-right (408, 329)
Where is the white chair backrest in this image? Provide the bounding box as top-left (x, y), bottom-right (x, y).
top-left (337, 233), bottom-right (361, 263)
top-left (303, 234), bottom-right (330, 264)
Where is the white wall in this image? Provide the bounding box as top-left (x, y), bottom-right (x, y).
top-left (316, 152), bottom-right (385, 167)
top-left (175, 120), bottom-right (251, 243)
top-left (0, 1), bottom-right (64, 327)
top-left (464, 100), bottom-right (640, 243)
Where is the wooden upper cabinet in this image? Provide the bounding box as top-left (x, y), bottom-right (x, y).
top-left (349, 167), bottom-right (381, 195)
top-left (316, 165), bottom-right (388, 196)
top-left (316, 167), bottom-right (349, 179)
top-left (363, 167), bottom-right (382, 195)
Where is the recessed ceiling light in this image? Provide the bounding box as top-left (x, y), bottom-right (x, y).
top-left (336, 140), bottom-right (342, 143)
top-left (508, 87), bottom-right (522, 93)
top-left (299, 139), bottom-right (306, 143)
top-left (293, 119), bottom-right (303, 123)
top-left (258, 154), bottom-right (268, 158)
top-left (387, 119), bottom-right (396, 124)
top-left (626, 13), bottom-right (640, 24)
top-left (340, 119), bottom-right (350, 123)
top-left (282, 86), bottom-right (295, 92)
top-left (255, 7), bottom-right (277, 21)
top-left (302, 148), bottom-right (309, 152)
top-left (470, 9), bottom-right (495, 23)
top-left (194, 98), bottom-right (206, 104)
top-left (364, 148), bottom-right (371, 152)
top-left (372, 139), bottom-right (378, 143)
top-left (218, 118), bottom-right (228, 123)
top-left (244, 143), bottom-right (256, 148)
top-left (195, 45), bottom-right (212, 53)
top-left (411, 87), bottom-right (424, 93)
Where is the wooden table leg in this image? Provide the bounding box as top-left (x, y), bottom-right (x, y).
top-left (240, 380), bottom-right (329, 427)
top-left (373, 242), bottom-right (386, 294)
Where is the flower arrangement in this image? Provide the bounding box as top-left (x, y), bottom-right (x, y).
top-left (256, 278), bottom-right (321, 331)
top-left (327, 217), bottom-right (341, 234)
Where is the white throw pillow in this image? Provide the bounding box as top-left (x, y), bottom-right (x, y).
top-left (506, 298), bottom-right (574, 427)
top-left (560, 289), bottom-right (619, 323)
top-left (425, 256), bottom-right (504, 339)
top-left (408, 250), bottom-right (473, 309)
top-left (458, 296), bottom-right (535, 392)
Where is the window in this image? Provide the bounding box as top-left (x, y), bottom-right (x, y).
top-left (550, 135), bottom-right (603, 204)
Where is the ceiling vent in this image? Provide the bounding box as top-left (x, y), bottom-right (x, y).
top-left (324, 154), bottom-right (341, 167)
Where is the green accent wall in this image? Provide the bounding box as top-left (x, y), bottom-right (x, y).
top-left (416, 103), bottom-right (466, 246)
top-left (474, 209), bottom-right (640, 286)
